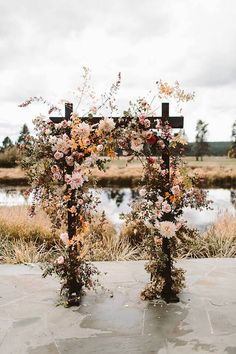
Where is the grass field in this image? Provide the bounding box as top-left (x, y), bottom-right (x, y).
top-left (0, 156), bottom-right (235, 187)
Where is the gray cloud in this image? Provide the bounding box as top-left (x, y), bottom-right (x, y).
top-left (0, 0), bottom-right (236, 141)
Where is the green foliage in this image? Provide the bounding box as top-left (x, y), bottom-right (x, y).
top-left (17, 124), bottom-right (30, 144)
top-left (195, 119), bottom-right (209, 160)
top-left (228, 120), bottom-right (236, 158)
top-left (1, 136), bottom-right (13, 151)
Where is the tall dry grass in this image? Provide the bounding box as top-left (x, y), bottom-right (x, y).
top-left (0, 205), bottom-right (236, 263)
top-left (0, 206), bottom-right (54, 243)
top-left (177, 212), bottom-right (236, 258)
top-left (0, 206), bottom-right (140, 263)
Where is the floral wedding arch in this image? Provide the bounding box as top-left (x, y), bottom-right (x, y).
top-left (20, 69), bottom-right (209, 306)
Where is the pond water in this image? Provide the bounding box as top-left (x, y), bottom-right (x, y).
top-left (0, 186), bottom-right (235, 231)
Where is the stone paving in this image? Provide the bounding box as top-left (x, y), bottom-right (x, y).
top-left (1, 259), bottom-right (236, 354)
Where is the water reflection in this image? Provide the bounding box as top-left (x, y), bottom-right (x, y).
top-left (0, 186), bottom-right (235, 231)
top-left (231, 190), bottom-right (236, 208)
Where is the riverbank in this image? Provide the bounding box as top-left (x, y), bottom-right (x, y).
top-left (0, 157), bottom-right (236, 187)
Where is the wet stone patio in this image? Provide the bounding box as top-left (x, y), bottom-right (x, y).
top-left (1, 259), bottom-right (236, 354)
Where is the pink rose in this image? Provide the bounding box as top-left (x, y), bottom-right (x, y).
top-left (147, 156), bottom-right (156, 164)
top-left (65, 156), bottom-right (74, 166)
top-left (162, 202), bottom-right (171, 213)
top-left (54, 151), bottom-right (64, 160)
top-left (56, 256), bottom-right (64, 264)
top-left (144, 119), bottom-right (151, 128)
top-left (138, 114), bottom-right (146, 125)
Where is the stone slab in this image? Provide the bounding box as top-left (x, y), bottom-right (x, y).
top-left (0, 259), bottom-right (236, 353)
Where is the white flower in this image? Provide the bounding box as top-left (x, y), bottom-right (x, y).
top-left (131, 137), bottom-right (143, 152)
top-left (71, 112), bottom-right (79, 120)
top-left (53, 134), bottom-right (71, 154)
top-left (60, 232), bottom-right (69, 244)
top-left (90, 106), bottom-right (97, 114)
top-left (158, 221), bottom-right (176, 238)
top-left (157, 195), bottom-right (164, 203)
top-left (83, 153), bottom-right (98, 167)
top-left (171, 185), bottom-right (180, 195)
top-left (97, 144), bottom-right (104, 152)
top-left (56, 256), bottom-right (64, 264)
top-left (45, 128), bottom-right (51, 135)
top-left (49, 136), bottom-right (57, 144)
top-left (155, 119), bottom-right (161, 129)
top-left (65, 171), bottom-right (84, 189)
top-left (144, 119), bottom-right (151, 128)
top-left (98, 117), bottom-right (115, 132)
top-left (139, 188), bottom-right (146, 197)
top-left (162, 201), bottom-right (171, 213)
top-left (54, 151), bottom-right (64, 160)
top-left (77, 122), bottom-right (91, 137)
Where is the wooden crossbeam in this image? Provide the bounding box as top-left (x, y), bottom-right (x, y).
top-left (50, 103), bottom-right (184, 130)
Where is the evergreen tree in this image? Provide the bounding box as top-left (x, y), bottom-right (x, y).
top-left (195, 120), bottom-right (209, 161)
top-left (17, 124), bottom-right (30, 144)
top-left (1, 136), bottom-right (13, 151)
top-left (228, 120), bottom-right (236, 158)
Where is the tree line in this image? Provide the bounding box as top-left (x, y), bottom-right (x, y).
top-left (0, 124), bottom-right (29, 152)
top-left (1, 121), bottom-right (236, 164)
top-left (190, 119), bottom-right (236, 160)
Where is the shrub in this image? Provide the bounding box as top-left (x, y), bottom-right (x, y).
top-left (0, 146), bottom-right (20, 168)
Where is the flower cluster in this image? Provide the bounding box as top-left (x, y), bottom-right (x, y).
top-left (20, 69), bottom-right (121, 306)
top-left (21, 74), bottom-right (206, 305)
top-left (118, 82), bottom-right (209, 301)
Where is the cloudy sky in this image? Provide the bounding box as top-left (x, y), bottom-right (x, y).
top-left (1, 0), bottom-right (236, 142)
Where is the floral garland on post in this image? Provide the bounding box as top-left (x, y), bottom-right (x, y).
top-left (118, 81), bottom-right (210, 301)
top-left (20, 69), bottom-right (120, 306)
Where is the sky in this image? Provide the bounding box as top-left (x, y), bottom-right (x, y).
top-left (0, 0), bottom-right (236, 143)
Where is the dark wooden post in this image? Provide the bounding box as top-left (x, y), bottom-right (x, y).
top-left (51, 103), bottom-right (82, 305)
top-left (160, 103), bottom-right (179, 303)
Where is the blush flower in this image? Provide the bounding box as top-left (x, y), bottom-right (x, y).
top-left (138, 114), bottom-right (146, 125)
top-left (60, 232), bottom-right (69, 245)
top-left (162, 201), bottom-right (171, 213)
top-left (65, 155), bottom-right (74, 166)
top-left (139, 188), bottom-right (146, 197)
top-left (77, 122), bottom-right (91, 138)
top-left (65, 171), bottom-right (84, 189)
top-left (144, 119), bottom-right (151, 128)
top-left (53, 134), bottom-right (71, 154)
top-left (97, 144), bottom-right (103, 152)
top-left (54, 151), bottom-right (64, 160)
top-left (158, 221), bottom-right (176, 238)
top-left (131, 137), bottom-right (143, 152)
top-left (171, 185), bottom-right (180, 195)
top-left (98, 117), bottom-right (115, 132)
top-left (56, 256), bottom-right (65, 264)
top-left (90, 106), bottom-right (97, 114)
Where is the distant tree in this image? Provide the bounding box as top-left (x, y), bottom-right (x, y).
top-left (1, 136), bottom-right (13, 152)
top-left (17, 124), bottom-right (30, 144)
top-left (195, 120), bottom-right (209, 161)
top-left (228, 120), bottom-right (236, 158)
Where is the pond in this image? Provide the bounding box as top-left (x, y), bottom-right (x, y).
top-left (0, 186), bottom-right (235, 232)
